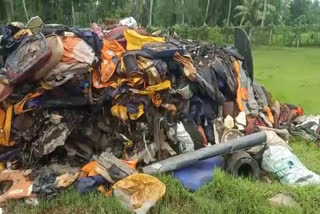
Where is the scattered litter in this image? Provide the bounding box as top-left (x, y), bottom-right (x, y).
top-left (0, 15), bottom-right (318, 207)
top-left (112, 173), bottom-right (166, 214)
top-left (268, 193), bottom-right (299, 208)
top-left (0, 170), bottom-right (33, 203)
top-left (262, 145), bottom-right (320, 185)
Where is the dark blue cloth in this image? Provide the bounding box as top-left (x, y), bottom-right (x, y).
top-left (173, 156), bottom-right (225, 192)
top-left (76, 175), bottom-right (108, 194)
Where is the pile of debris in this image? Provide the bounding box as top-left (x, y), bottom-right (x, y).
top-left (0, 16), bottom-right (319, 213)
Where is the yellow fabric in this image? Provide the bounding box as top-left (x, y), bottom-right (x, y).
top-left (120, 58), bottom-right (126, 74)
top-left (124, 29), bottom-right (165, 50)
top-left (118, 77), bottom-right (144, 87)
top-left (137, 56), bottom-right (161, 85)
top-left (0, 162), bottom-right (5, 171)
top-left (112, 104), bottom-right (144, 121)
top-left (112, 173), bottom-right (166, 209)
top-left (13, 29), bottom-right (32, 39)
top-left (40, 81), bottom-right (54, 90)
top-left (129, 104), bottom-right (144, 120)
top-left (130, 80), bottom-right (171, 95)
top-left (0, 106), bottom-right (15, 146)
top-left (173, 52), bottom-right (196, 81)
top-left (111, 104), bottom-right (128, 121)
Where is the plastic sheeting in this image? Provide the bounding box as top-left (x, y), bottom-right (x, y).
top-left (124, 30), bottom-right (165, 50)
top-left (113, 173), bottom-right (166, 214)
top-left (177, 122), bottom-right (195, 153)
top-left (262, 145), bottom-right (320, 185)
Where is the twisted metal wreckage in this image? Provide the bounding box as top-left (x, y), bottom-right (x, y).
top-left (0, 16), bottom-right (319, 212)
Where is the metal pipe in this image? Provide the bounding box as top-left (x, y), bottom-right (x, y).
top-left (142, 131), bottom-right (266, 174)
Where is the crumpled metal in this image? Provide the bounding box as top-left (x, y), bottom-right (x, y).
top-left (32, 122), bottom-right (72, 158)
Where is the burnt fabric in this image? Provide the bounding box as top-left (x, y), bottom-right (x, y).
top-left (142, 42), bottom-right (184, 59)
top-left (180, 116), bottom-right (204, 150)
top-left (211, 56), bottom-right (237, 99)
top-left (195, 67), bottom-right (223, 105)
top-left (32, 167), bottom-right (58, 199)
top-left (0, 25), bottom-right (25, 56)
top-left (76, 176), bottom-right (108, 194)
top-left (2, 33), bottom-right (51, 84)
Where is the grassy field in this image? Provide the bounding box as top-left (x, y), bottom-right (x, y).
top-left (254, 47), bottom-right (320, 114)
top-left (5, 47), bottom-right (320, 214)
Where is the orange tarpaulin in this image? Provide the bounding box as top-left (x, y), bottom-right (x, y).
top-left (0, 105), bottom-right (15, 146)
top-left (233, 60), bottom-right (245, 112)
top-left (93, 40), bottom-right (125, 89)
top-left (61, 36), bottom-right (95, 64)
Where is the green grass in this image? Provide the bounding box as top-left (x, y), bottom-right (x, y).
top-left (4, 47), bottom-right (320, 213)
top-left (253, 47), bottom-right (320, 114)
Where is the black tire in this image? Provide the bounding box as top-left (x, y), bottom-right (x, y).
top-left (225, 151), bottom-right (260, 178)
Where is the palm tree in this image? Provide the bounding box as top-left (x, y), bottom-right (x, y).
top-left (234, 0), bottom-right (263, 27)
top-left (234, 0), bottom-right (274, 27)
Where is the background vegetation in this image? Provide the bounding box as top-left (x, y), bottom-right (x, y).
top-left (1, 0), bottom-right (320, 47)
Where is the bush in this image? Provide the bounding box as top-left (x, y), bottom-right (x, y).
top-left (147, 24), bottom-right (320, 47)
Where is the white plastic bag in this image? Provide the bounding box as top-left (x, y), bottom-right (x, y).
top-left (262, 145), bottom-right (320, 185)
top-left (177, 122), bottom-right (194, 153)
top-left (119, 17), bottom-right (138, 29)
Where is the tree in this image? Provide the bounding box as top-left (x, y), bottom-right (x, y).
top-left (290, 0), bottom-right (310, 23)
top-left (261, 0), bottom-right (267, 27)
top-left (235, 0), bottom-right (262, 27)
top-left (227, 0), bottom-right (233, 26)
top-left (204, 0), bottom-right (210, 25)
top-left (149, 0), bottom-right (153, 26)
top-left (22, 0), bottom-right (29, 20)
top-left (72, 0), bottom-right (76, 25)
top-left (235, 0), bottom-right (274, 27)
top-left (207, 0), bottom-right (223, 26)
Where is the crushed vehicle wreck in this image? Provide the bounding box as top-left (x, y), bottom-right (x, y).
top-left (0, 16), bottom-right (319, 212)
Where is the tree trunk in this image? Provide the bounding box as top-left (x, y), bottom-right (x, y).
top-left (182, 0), bottom-right (185, 24)
top-left (269, 28), bottom-right (272, 45)
top-left (208, 0), bottom-right (223, 26)
top-left (227, 0), bottom-right (232, 26)
top-left (204, 0), bottom-right (210, 25)
top-left (114, 0), bottom-right (117, 11)
top-left (22, 0), bottom-right (29, 20)
top-left (261, 0), bottom-right (267, 27)
top-left (8, 0), bottom-right (14, 22)
top-left (149, 0), bottom-right (153, 26)
top-left (249, 27), bottom-right (253, 41)
top-left (72, 0), bottom-right (76, 25)
top-left (131, 0), bottom-right (136, 16)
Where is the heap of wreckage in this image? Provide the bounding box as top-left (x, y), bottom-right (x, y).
top-left (0, 16), bottom-right (320, 212)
